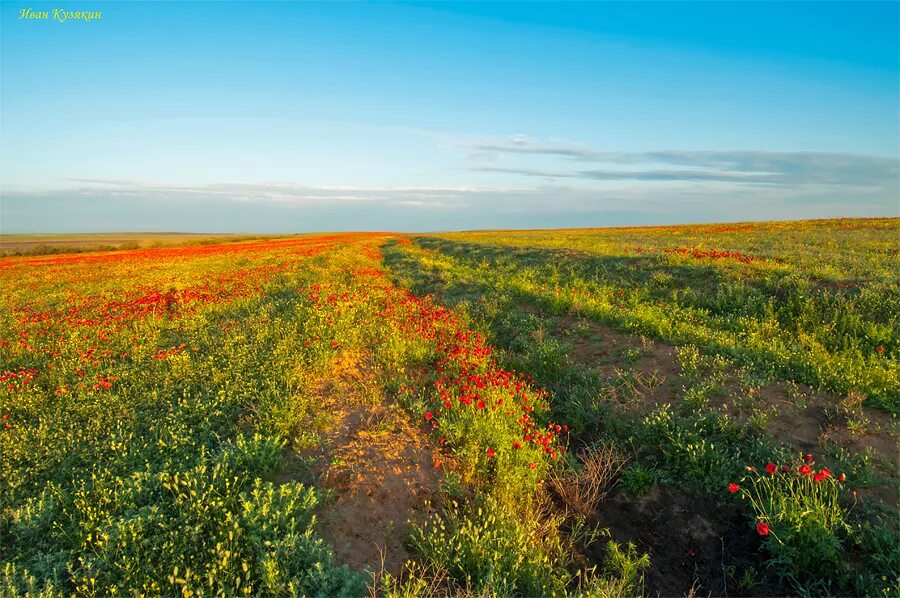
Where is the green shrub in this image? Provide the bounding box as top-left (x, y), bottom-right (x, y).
top-left (618, 464), bottom-right (659, 497)
top-left (409, 497), bottom-right (570, 597)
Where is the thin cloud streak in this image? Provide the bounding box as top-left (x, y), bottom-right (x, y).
top-left (36, 180), bottom-right (529, 207)
top-left (474, 166), bottom-right (786, 184)
top-left (470, 138), bottom-right (899, 187)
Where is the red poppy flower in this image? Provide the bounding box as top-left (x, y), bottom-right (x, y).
top-left (512, 441), bottom-right (521, 449)
top-left (805, 453), bottom-right (814, 463)
top-left (425, 411), bottom-right (433, 421)
top-left (813, 468), bottom-right (831, 482)
top-left (728, 483), bottom-right (740, 493)
top-left (876, 345), bottom-right (885, 353)
top-left (756, 522), bottom-right (770, 536)
top-left (798, 464), bottom-right (812, 476)
top-left (476, 400), bottom-right (485, 410)
top-left (529, 462), bottom-right (537, 469)
top-left (765, 462), bottom-right (778, 475)
top-left (485, 448), bottom-right (495, 458)
top-left (838, 473), bottom-right (846, 482)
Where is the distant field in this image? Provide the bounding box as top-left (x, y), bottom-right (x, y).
top-left (1, 219), bottom-right (897, 597)
top-left (0, 232), bottom-right (273, 256)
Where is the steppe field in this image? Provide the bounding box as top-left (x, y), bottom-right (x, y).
top-left (1, 218), bottom-right (898, 597)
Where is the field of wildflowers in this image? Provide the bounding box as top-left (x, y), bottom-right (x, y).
top-left (1, 219), bottom-right (897, 596)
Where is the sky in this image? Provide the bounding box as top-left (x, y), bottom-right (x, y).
top-left (1, 1), bottom-right (898, 233)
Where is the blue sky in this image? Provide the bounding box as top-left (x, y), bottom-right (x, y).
top-left (1, 1), bottom-right (898, 233)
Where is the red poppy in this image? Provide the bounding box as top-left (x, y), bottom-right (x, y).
top-left (756, 522), bottom-right (770, 536)
top-left (728, 483), bottom-right (740, 493)
top-left (813, 468), bottom-right (831, 482)
top-left (798, 464), bottom-right (812, 476)
top-left (425, 411), bottom-right (433, 421)
top-left (876, 345), bottom-right (885, 353)
top-left (805, 453), bottom-right (814, 463)
top-left (512, 441), bottom-right (521, 449)
top-left (765, 462), bottom-right (778, 475)
top-left (529, 462), bottom-right (537, 469)
top-left (476, 400), bottom-right (485, 410)
top-left (838, 473), bottom-right (846, 482)
top-left (485, 448), bottom-right (495, 458)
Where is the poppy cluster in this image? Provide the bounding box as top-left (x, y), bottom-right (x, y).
top-left (0, 368), bottom-right (38, 392)
top-left (0, 235), bottom-right (369, 409)
top-left (731, 456), bottom-right (845, 492)
top-left (664, 246), bottom-right (760, 264)
top-left (365, 260), bottom-right (568, 469)
top-left (729, 454), bottom-right (848, 539)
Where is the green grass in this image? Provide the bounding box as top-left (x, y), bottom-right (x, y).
top-left (409, 219), bottom-right (899, 409)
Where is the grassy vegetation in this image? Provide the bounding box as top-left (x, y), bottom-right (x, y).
top-left (2, 219), bottom-right (897, 596)
top-left (426, 218), bottom-right (899, 409)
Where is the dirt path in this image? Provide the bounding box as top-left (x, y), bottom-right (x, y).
top-left (274, 352), bottom-right (442, 576)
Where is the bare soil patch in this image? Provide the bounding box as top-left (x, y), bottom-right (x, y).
top-left (592, 487), bottom-right (783, 597)
top-left (812, 277), bottom-right (865, 291)
top-left (274, 352), bottom-right (442, 575)
top-left (555, 314), bottom-right (680, 412)
top-left (713, 382), bottom-right (897, 463)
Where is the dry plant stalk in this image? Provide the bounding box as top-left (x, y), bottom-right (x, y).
top-left (368, 549), bottom-right (491, 598)
top-left (550, 443), bottom-right (628, 516)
